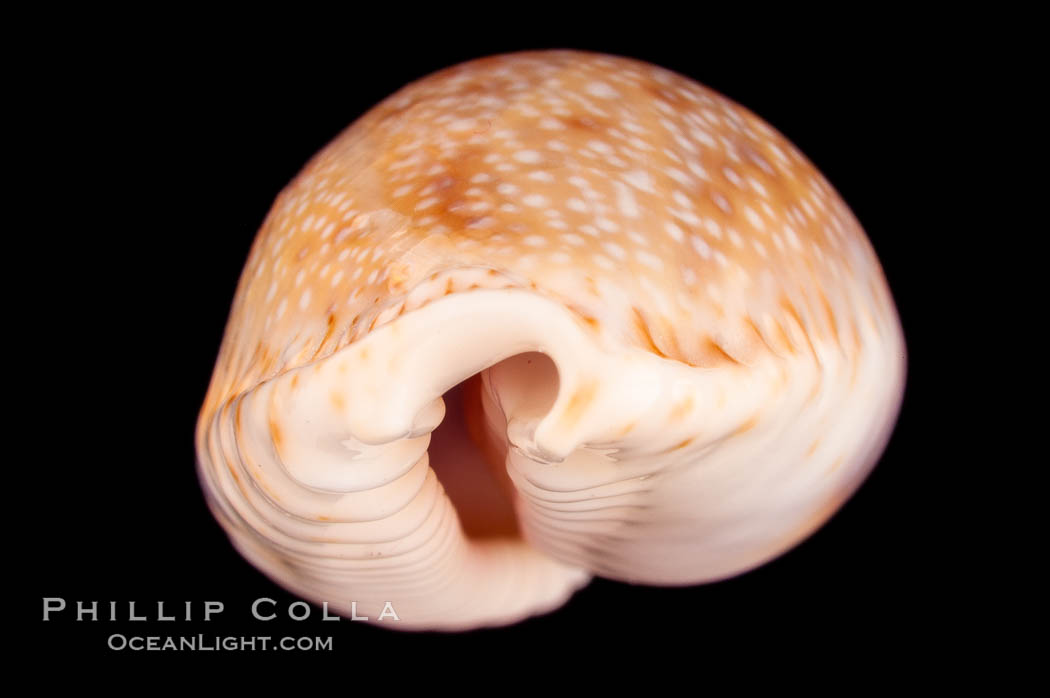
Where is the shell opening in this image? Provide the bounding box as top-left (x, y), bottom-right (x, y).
top-left (427, 352), bottom-right (560, 541)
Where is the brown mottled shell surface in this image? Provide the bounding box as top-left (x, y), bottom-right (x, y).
top-left (196, 50), bottom-right (905, 631)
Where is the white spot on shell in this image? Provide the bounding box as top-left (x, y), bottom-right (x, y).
top-left (690, 234), bottom-right (712, 259)
top-left (744, 207), bottom-right (765, 231)
top-left (585, 81), bottom-right (620, 99)
top-left (712, 192), bottom-right (732, 214)
top-left (614, 182), bottom-right (640, 218)
top-left (665, 221), bottom-right (685, 242)
top-left (636, 251), bottom-right (663, 270)
top-left (523, 193), bottom-right (549, 207)
top-left (447, 118), bottom-right (475, 132)
top-left (514, 150), bottom-right (543, 164)
top-left (602, 241), bottom-right (627, 260)
top-left (622, 170), bottom-right (655, 193)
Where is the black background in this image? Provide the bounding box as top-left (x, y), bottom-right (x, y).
top-left (24, 20), bottom-right (962, 665)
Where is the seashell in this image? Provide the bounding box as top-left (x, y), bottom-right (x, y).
top-left (195, 50), bottom-right (906, 631)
